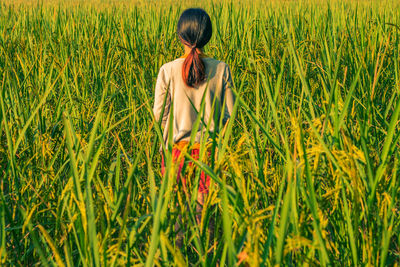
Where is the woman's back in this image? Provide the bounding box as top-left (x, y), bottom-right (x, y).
top-left (153, 56), bottom-right (234, 145)
top-left (152, 8), bottom-right (234, 249)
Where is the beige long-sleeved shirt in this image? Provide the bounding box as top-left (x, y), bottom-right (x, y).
top-left (153, 57), bottom-right (234, 148)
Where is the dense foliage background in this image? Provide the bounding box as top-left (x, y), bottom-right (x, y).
top-left (0, 0), bottom-right (399, 265)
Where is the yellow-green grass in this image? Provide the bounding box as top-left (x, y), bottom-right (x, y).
top-left (0, 0), bottom-right (399, 265)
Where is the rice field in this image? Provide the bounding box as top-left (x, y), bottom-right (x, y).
top-left (1, 0), bottom-right (400, 265)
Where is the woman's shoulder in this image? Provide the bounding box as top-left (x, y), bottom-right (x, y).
top-left (203, 57), bottom-right (228, 65)
top-left (201, 58), bottom-right (231, 77)
top-left (159, 59), bottom-right (180, 71)
top-left (158, 57), bottom-right (230, 76)
top-left (157, 58), bottom-right (185, 75)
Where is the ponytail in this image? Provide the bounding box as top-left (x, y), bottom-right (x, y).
top-left (177, 8), bottom-right (212, 88)
top-left (182, 46), bottom-right (206, 87)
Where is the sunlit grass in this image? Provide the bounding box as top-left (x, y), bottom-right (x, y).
top-left (0, 0), bottom-right (399, 265)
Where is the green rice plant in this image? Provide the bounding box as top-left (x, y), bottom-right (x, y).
top-left (0, 0), bottom-right (399, 265)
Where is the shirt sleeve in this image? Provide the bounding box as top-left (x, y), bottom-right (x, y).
top-left (222, 64), bottom-right (235, 123)
top-left (153, 66), bottom-right (171, 128)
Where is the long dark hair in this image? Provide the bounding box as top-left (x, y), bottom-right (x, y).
top-left (177, 8), bottom-right (212, 87)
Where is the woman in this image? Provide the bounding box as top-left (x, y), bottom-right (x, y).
top-left (153, 7), bottom-right (235, 247)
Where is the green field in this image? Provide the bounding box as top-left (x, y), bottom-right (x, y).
top-left (1, 0), bottom-right (400, 265)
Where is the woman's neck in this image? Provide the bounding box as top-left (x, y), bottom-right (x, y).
top-left (183, 45), bottom-right (204, 56)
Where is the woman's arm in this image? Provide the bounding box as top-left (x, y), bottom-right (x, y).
top-left (222, 64), bottom-right (235, 125)
top-left (153, 66), bottom-right (171, 128)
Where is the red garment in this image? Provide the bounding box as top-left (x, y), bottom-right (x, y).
top-left (161, 144), bottom-right (210, 194)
